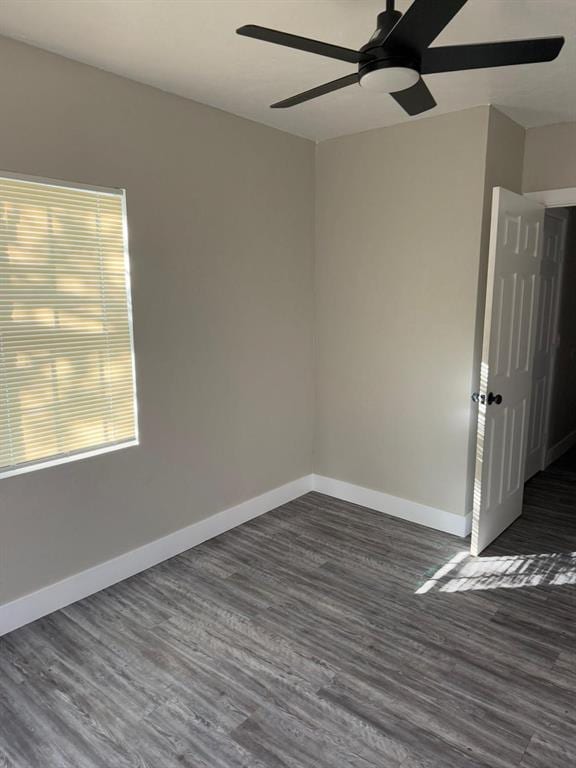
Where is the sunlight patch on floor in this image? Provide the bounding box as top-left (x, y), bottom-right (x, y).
top-left (416, 551), bottom-right (576, 594)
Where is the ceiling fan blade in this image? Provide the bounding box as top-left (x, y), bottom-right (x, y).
top-left (237, 25), bottom-right (369, 64)
top-left (422, 37), bottom-right (565, 74)
top-left (271, 73), bottom-right (359, 109)
top-left (390, 78), bottom-right (437, 116)
top-left (384, 0), bottom-right (469, 53)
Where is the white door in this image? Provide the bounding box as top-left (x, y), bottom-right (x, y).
top-left (525, 211), bottom-right (567, 480)
top-left (471, 187), bottom-right (544, 556)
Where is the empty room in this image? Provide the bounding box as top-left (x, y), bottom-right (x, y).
top-left (0, 1), bottom-right (575, 766)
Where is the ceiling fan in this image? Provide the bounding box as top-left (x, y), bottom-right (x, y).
top-left (236, 0), bottom-right (564, 116)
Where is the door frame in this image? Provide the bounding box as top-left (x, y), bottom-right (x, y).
top-left (525, 187), bottom-right (576, 208)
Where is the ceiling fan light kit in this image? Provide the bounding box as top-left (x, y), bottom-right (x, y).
top-left (359, 60), bottom-right (420, 94)
top-left (237, 0), bottom-right (564, 117)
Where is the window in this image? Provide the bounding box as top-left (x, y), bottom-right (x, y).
top-left (0, 173), bottom-right (138, 478)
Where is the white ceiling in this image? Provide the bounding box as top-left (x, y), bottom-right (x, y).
top-left (0, 0), bottom-right (575, 141)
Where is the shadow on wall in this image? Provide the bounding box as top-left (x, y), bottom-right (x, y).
top-left (415, 550), bottom-right (576, 594)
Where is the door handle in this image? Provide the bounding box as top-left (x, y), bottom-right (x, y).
top-left (472, 392), bottom-right (503, 405)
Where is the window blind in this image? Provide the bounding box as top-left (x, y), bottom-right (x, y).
top-left (0, 174), bottom-right (138, 478)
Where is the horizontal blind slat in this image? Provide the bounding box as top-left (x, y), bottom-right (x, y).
top-left (1, 412), bottom-right (136, 437)
top-left (3, 431), bottom-right (137, 467)
top-left (0, 410), bottom-right (136, 430)
top-left (0, 186), bottom-right (122, 208)
top-left (1, 380), bottom-right (135, 401)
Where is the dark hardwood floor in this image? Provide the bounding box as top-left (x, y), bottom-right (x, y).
top-left (1, 457), bottom-right (575, 767)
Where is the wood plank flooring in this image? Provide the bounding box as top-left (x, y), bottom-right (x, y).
top-left (1, 455), bottom-right (575, 767)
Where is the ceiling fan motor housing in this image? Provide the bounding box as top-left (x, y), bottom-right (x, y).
top-left (366, 9), bottom-right (403, 45)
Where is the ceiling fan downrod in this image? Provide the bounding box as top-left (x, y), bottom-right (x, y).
top-left (370, 1), bottom-right (403, 45)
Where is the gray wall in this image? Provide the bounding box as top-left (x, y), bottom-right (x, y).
top-left (314, 107), bottom-right (494, 516)
top-left (523, 122), bottom-right (576, 192)
top-left (0, 37), bottom-right (315, 604)
top-left (548, 208), bottom-right (576, 449)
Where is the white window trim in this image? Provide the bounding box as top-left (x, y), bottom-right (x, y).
top-left (0, 170), bottom-right (140, 480)
top-left (0, 169), bottom-right (123, 198)
top-left (0, 439), bottom-right (139, 480)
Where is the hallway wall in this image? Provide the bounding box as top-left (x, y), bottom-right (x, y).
top-left (523, 122), bottom-right (576, 192)
top-left (547, 208), bottom-right (576, 453)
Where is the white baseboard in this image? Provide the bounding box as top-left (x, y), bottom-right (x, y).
top-left (312, 475), bottom-right (472, 538)
top-left (0, 472), bottom-right (471, 637)
top-left (0, 475), bottom-right (314, 637)
top-left (545, 430), bottom-right (576, 468)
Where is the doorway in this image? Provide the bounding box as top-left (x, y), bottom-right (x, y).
top-left (472, 187), bottom-right (576, 555)
top-left (525, 207), bottom-right (574, 480)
